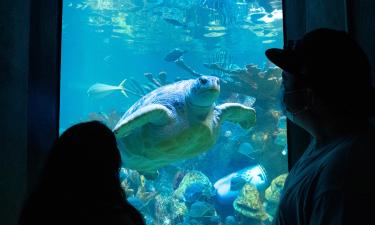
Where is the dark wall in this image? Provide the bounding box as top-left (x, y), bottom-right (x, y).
top-left (284, 0), bottom-right (347, 39)
top-left (348, 0), bottom-right (375, 87)
top-left (284, 0), bottom-right (375, 79)
top-left (27, 0), bottom-right (61, 192)
top-left (0, 1), bottom-right (30, 225)
top-left (0, 0), bottom-right (60, 225)
top-left (305, 0), bottom-right (348, 31)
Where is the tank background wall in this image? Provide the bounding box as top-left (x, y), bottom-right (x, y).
top-left (284, 0), bottom-right (375, 168)
top-left (0, 0), bottom-right (61, 225)
top-left (27, 0), bottom-right (61, 194)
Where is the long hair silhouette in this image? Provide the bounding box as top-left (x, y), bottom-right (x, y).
top-left (18, 121), bottom-right (145, 225)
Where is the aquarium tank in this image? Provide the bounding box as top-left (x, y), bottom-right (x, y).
top-left (60, 0), bottom-right (288, 224)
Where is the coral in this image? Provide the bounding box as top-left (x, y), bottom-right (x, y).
top-left (233, 184), bottom-right (269, 221)
top-left (174, 171), bottom-right (214, 202)
top-left (154, 194), bottom-right (187, 225)
top-left (265, 173), bottom-right (288, 204)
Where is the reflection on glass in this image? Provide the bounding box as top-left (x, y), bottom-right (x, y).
top-left (61, 0), bottom-right (288, 224)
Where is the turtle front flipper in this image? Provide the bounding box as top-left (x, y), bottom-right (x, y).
top-left (114, 104), bottom-right (174, 137)
top-left (216, 103), bottom-right (256, 129)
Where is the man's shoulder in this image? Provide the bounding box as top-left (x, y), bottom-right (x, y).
top-left (317, 126), bottom-right (375, 195)
top-left (323, 126), bottom-right (375, 171)
top-left (344, 126), bottom-right (375, 188)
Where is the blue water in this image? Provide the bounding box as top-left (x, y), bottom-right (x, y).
top-left (61, 0), bottom-right (287, 224)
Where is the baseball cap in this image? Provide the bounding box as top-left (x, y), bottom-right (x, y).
top-left (265, 28), bottom-right (375, 116)
top-left (265, 28), bottom-right (371, 87)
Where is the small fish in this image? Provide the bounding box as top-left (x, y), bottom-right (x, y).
top-left (164, 48), bottom-right (187, 62)
top-left (87, 79), bottom-right (128, 98)
top-left (163, 18), bottom-right (187, 28)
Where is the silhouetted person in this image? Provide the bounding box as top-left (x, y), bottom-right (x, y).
top-left (265, 28), bottom-right (375, 225)
top-left (18, 121), bottom-right (146, 225)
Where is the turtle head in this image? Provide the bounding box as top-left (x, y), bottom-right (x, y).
top-left (189, 76), bottom-right (220, 107)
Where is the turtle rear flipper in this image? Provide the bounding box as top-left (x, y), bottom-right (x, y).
top-left (114, 104), bottom-right (174, 137)
top-left (216, 103), bottom-right (256, 129)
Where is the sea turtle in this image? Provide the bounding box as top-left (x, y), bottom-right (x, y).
top-left (164, 48), bottom-right (187, 62)
top-left (113, 76), bottom-right (256, 177)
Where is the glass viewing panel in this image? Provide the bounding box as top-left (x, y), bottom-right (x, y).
top-left (61, 0), bottom-right (288, 224)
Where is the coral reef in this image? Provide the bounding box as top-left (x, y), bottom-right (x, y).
top-left (233, 184), bottom-right (269, 221)
top-left (154, 194), bottom-right (187, 225)
top-left (174, 171), bottom-right (215, 203)
top-left (264, 173), bottom-right (288, 218)
top-left (265, 173), bottom-right (288, 204)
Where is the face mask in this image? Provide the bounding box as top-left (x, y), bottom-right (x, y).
top-left (280, 87), bottom-right (313, 117)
